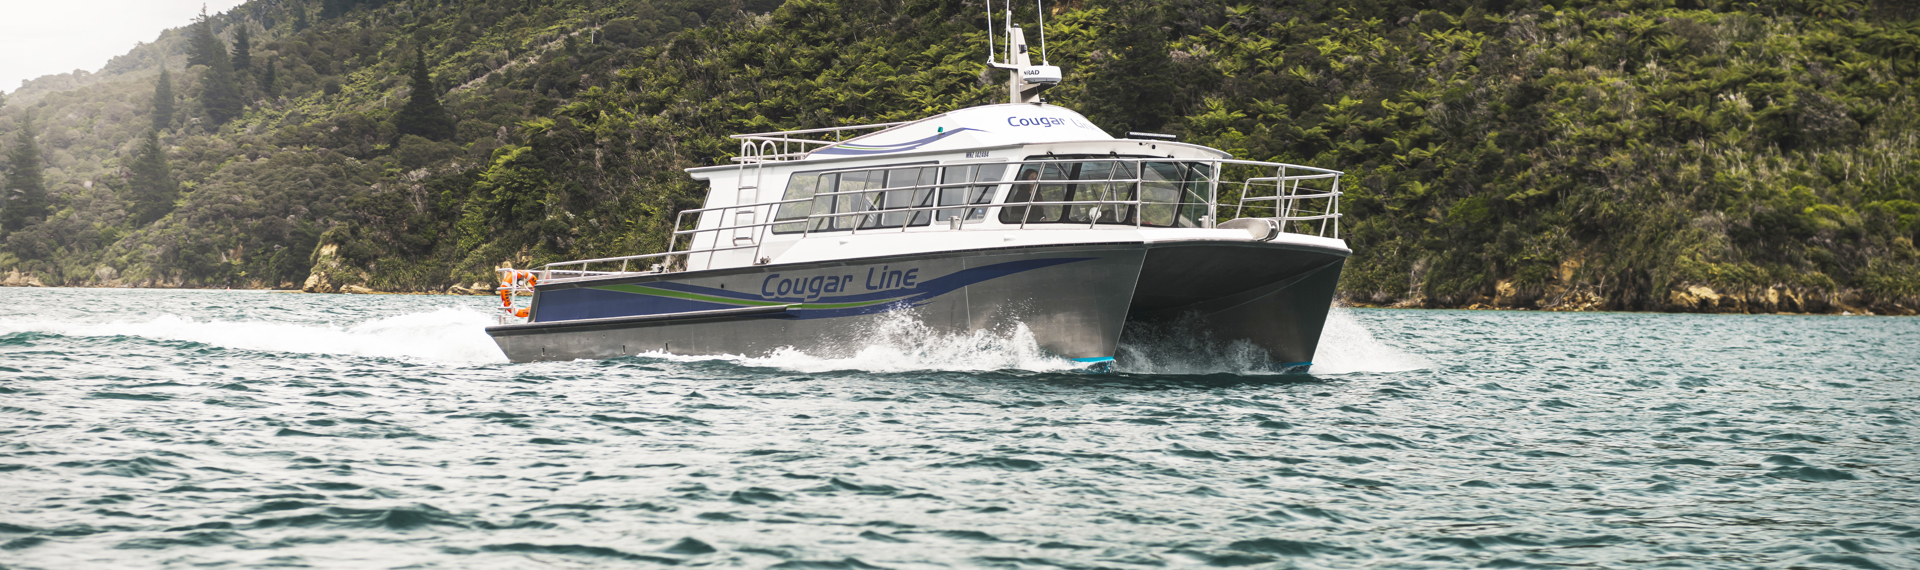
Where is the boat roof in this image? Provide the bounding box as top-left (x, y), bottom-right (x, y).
top-left (689, 103), bottom-right (1238, 175)
top-left (811, 103), bottom-right (1112, 158)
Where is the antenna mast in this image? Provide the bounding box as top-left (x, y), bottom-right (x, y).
top-left (986, 0), bottom-right (996, 64)
top-left (1035, 0), bottom-right (1048, 65)
top-left (986, 0), bottom-right (1061, 104)
top-left (1005, 2), bottom-right (1015, 65)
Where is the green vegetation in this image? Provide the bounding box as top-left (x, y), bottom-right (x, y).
top-left (0, 0), bottom-right (1915, 313)
top-left (394, 47), bottom-right (455, 141)
top-left (189, 10), bottom-right (247, 125)
top-left (3, 115), bottom-right (48, 233)
top-left (125, 130), bottom-right (179, 227)
top-left (151, 68), bottom-right (175, 132)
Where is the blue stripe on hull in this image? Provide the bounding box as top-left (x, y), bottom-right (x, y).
top-left (533, 257), bottom-right (1094, 323)
top-left (533, 288), bottom-right (744, 322)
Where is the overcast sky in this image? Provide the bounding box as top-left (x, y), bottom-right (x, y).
top-left (1, 0), bottom-right (250, 94)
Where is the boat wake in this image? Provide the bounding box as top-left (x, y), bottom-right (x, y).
top-left (654, 308), bottom-right (1427, 376)
top-left (0, 304), bottom-right (1420, 375)
top-left (1115, 308), bottom-right (1427, 375)
top-left (652, 311), bottom-right (1083, 374)
top-left (0, 308), bottom-right (509, 365)
top-left (1114, 321), bottom-right (1284, 376)
top-left (1300, 308), bottom-right (1430, 374)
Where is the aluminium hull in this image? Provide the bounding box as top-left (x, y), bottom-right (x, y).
top-left (1130, 242), bottom-right (1347, 367)
top-left (486, 240), bottom-right (1348, 368)
top-left (489, 244), bottom-right (1146, 362)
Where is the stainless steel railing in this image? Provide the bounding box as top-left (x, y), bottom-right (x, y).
top-left (531, 157), bottom-right (1342, 284)
top-left (730, 122), bottom-right (912, 164)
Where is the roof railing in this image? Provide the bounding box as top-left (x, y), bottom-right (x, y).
top-left (731, 121), bottom-right (912, 163)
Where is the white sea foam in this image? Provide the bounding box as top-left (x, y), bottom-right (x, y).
top-left (656, 311), bottom-right (1081, 374)
top-left (648, 308), bottom-right (1426, 376)
top-left (0, 299), bottom-right (1419, 374)
top-left (1112, 314), bottom-right (1284, 375)
top-left (1307, 308), bottom-right (1429, 374)
top-left (0, 308), bottom-right (509, 365)
top-left (1114, 308), bottom-right (1428, 375)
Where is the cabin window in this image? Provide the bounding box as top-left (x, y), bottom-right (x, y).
top-left (877, 167), bottom-right (940, 228)
top-left (770, 162), bottom-right (948, 234)
top-left (772, 172), bottom-right (826, 233)
top-left (833, 170), bottom-right (883, 230)
top-left (936, 164), bottom-right (1007, 221)
top-left (1138, 161), bottom-right (1211, 228)
top-left (998, 156), bottom-right (1208, 227)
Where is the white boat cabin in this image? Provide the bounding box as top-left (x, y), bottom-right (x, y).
top-left (641, 103), bottom-right (1346, 275)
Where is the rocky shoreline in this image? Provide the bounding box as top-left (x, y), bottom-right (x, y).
top-left (8, 248), bottom-right (1913, 315)
top-left (7, 272), bottom-right (1912, 316)
top-left (1341, 282), bottom-right (1917, 316)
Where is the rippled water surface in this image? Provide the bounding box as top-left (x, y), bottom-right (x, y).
top-left (2, 287), bottom-right (1916, 569)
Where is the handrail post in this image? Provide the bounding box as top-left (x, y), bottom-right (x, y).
top-left (1319, 178), bottom-right (1329, 237)
top-left (1285, 169), bottom-right (1300, 225)
top-left (1206, 160), bottom-right (1219, 228)
top-left (1330, 176), bottom-right (1342, 238)
top-left (1233, 179), bottom-right (1247, 220)
top-left (1275, 165), bottom-right (1286, 224)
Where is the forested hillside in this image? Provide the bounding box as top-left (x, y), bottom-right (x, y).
top-left (1, 0), bottom-right (1917, 314)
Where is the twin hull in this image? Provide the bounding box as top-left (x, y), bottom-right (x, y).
top-left (487, 242), bottom-right (1346, 367)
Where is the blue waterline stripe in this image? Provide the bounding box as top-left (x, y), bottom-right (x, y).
top-left (1066, 357), bottom-right (1306, 367)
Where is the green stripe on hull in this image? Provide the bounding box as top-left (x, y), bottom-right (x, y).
top-left (798, 297), bottom-right (909, 310)
top-left (595, 284), bottom-right (790, 307)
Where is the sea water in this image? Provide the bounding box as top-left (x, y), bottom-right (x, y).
top-left (0, 287), bottom-right (1915, 569)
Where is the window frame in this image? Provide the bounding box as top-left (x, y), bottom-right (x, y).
top-left (998, 154), bottom-right (1208, 228)
top-left (770, 161), bottom-right (941, 235)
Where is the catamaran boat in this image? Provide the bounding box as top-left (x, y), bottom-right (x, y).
top-left (486, 6), bottom-right (1349, 370)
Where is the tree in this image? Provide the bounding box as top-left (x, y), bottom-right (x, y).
top-left (295, 3), bottom-right (310, 31)
top-left (1080, 0), bottom-right (1177, 134)
top-left (321, 0), bottom-right (356, 19)
top-left (2, 115), bottom-right (48, 233)
top-left (152, 67), bottom-right (175, 132)
top-left (190, 9), bottom-right (243, 123)
top-left (125, 130), bottom-right (179, 226)
top-left (394, 47), bottom-right (456, 141)
top-left (262, 56), bottom-right (279, 98)
top-left (233, 25), bottom-right (253, 75)
top-left (186, 8), bottom-right (221, 68)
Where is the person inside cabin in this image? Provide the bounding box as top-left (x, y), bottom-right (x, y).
top-left (1003, 168), bottom-right (1042, 223)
